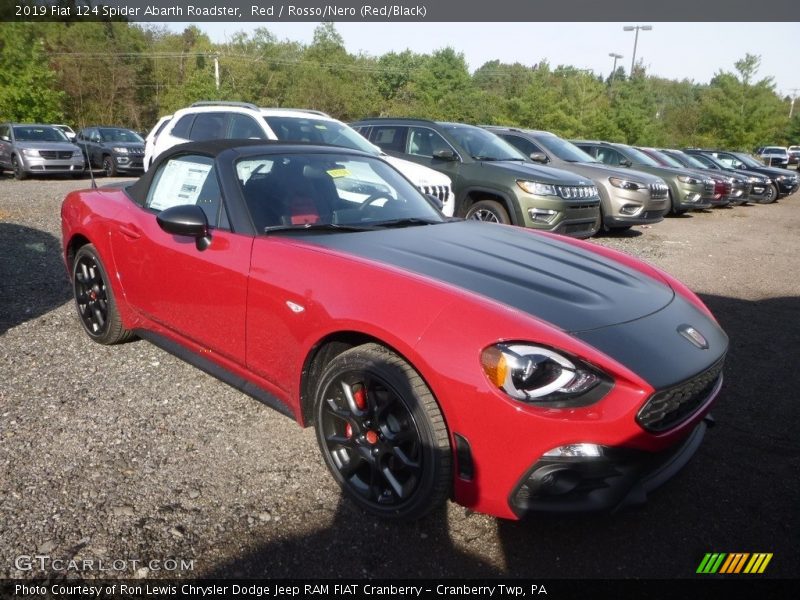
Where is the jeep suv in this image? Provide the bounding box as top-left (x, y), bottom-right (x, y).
top-left (0, 123), bottom-right (85, 180)
top-left (144, 102), bottom-right (454, 216)
top-left (76, 126), bottom-right (145, 176)
top-left (572, 141), bottom-right (715, 215)
top-left (485, 127), bottom-right (668, 231)
top-left (351, 118), bottom-right (601, 238)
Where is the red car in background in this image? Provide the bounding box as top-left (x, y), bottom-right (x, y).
top-left (61, 140), bottom-right (728, 520)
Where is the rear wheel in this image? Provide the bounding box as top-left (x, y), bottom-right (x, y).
top-left (465, 199), bottom-right (510, 224)
top-left (72, 244), bottom-right (133, 344)
top-left (314, 343), bottom-right (451, 520)
top-left (12, 155), bottom-right (27, 180)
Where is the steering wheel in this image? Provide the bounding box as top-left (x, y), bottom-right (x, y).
top-left (357, 193), bottom-right (395, 211)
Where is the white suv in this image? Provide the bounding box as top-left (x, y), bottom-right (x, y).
top-left (144, 102), bottom-right (454, 215)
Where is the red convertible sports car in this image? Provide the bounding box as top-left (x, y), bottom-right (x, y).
top-left (61, 140), bottom-right (728, 520)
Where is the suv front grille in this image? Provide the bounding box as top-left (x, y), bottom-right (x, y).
top-left (39, 151), bottom-right (74, 160)
top-left (703, 180), bottom-right (715, 196)
top-left (128, 147), bottom-right (145, 156)
top-left (419, 184), bottom-right (450, 202)
top-left (648, 183), bottom-right (669, 199)
top-left (556, 185), bottom-right (598, 200)
top-left (637, 358), bottom-right (724, 432)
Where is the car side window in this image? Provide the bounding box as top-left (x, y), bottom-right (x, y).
top-left (501, 135), bottom-right (541, 157)
top-left (170, 115), bottom-right (195, 140)
top-left (189, 112), bottom-right (227, 142)
top-left (407, 127), bottom-right (452, 158)
top-left (369, 126), bottom-right (407, 153)
top-left (0, 124), bottom-right (9, 140)
top-left (596, 147), bottom-right (623, 166)
top-left (145, 154), bottom-right (229, 230)
top-left (229, 114), bottom-right (267, 140)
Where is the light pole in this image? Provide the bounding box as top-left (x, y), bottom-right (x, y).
top-left (623, 25), bottom-right (652, 76)
top-left (608, 52), bottom-right (623, 82)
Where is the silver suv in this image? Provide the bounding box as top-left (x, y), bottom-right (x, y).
top-left (486, 127), bottom-right (668, 231)
top-left (144, 102), bottom-right (454, 216)
top-left (0, 123), bottom-right (85, 180)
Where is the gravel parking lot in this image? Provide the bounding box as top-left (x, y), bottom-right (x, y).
top-left (1, 173), bottom-right (798, 580)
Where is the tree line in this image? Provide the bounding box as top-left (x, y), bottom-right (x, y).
top-left (1, 21), bottom-right (798, 150)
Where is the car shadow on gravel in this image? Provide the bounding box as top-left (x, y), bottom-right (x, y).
top-left (0, 223), bottom-right (71, 334)
top-left (200, 294), bottom-right (799, 579)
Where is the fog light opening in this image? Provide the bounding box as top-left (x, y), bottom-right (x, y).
top-left (528, 208), bottom-right (558, 224)
top-left (619, 204), bottom-right (643, 216)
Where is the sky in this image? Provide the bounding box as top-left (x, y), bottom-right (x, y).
top-left (165, 22), bottom-right (800, 98)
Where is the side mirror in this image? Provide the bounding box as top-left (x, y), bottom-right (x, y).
top-left (156, 204), bottom-right (212, 251)
top-left (0, 135), bottom-right (9, 142)
top-left (620, 159), bottom-right (633, 167)
top-left (433, 149), bottom-right (458, 161)
top-left (425, 193), bottom-right (444, 211)
top-left (529, 152), bottom-right (548, 164)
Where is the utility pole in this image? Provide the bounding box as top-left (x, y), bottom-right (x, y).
top-left (609, 53), bottom-right (623, 83)
top-left (788, 88), bottom-right (799, 119)
top-left (623, 25), bottom-right (652, 77)
top-left (213, 53), bottom-right (220, 90)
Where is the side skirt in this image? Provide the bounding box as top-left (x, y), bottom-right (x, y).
top-left (134, 329), bottom-right (295, 420)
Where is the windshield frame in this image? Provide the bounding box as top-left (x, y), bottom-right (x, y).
top-left (443, 124), bottom-right (528, 162)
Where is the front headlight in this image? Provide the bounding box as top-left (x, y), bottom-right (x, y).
top-left (21, 149), bottom-right (40, 157)
top-left (112, 147), bottom-right (129, 154)
top-left (517, 180), bottom-right (557, 196)
top-left (678, 175), bottom-right (702, 184)
top-left (608, 177), bottom-right (645, 191)
top-left (480, 343), bottom-right (612, 407)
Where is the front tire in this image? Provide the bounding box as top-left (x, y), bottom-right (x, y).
top-left (12, 155), bottom-right (27, 180)
top-left (465, 199), bottom-right (511, 224)
top-left (314, 343), bottom-right (451, 520)
top-left (72, 244), bottom-right (133, 344)
top-left (760, 183), bottom-right (778, 204)
top-left (102, 155), bottom-right (117, 177)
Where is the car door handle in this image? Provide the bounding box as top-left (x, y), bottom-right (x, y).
top-left (119, 224), bottom-right (141, 240)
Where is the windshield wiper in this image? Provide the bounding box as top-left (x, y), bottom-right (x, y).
top-left (371, 218), bottom-right (442, 228)
top-left (264, 222), bottom-right (376, 234)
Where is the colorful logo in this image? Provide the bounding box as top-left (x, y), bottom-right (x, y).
top-left (697, 553), bottom-right (773, 574)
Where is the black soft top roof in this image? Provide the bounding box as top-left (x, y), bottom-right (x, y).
top-left (126, 138), bottom-right (374, 205)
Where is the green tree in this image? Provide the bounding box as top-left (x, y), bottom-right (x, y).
top-left (0, 23), bottom-right (65, 122)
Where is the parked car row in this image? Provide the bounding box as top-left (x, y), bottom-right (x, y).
top-left (0, 122), bottom-right (145, 180)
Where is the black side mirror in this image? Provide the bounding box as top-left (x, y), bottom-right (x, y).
top-left (529, 152), bottom-right (548, 164)
top-left (425, 193), bottom-right (444, 211)
top-left (620, 159), bottom-right (633, 167)
top-left (156, 204), bottom-right (212, 251)
top-left (433, 149), bottom-right (458, 161)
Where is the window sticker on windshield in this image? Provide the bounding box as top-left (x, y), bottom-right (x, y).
top-left (150, 160), bottom-right (212, 211)
top-left (327, 168), bottom-right (350, 178)
top-left (314, 125), bottom-right (328, 130)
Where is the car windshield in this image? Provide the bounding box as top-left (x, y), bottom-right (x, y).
top-left (621, 145), bottom-right (660, 167)
top-left (443, 125), bottom-right (526, 161)
top-left (762, 147), bottom-right (787, 155)
top-left (237, 152), bottom-right (445, 233)
top-left (535, 134), bottom-right (598, 163)
top-left (99, 128), bottom-right (144, 143)
top-left (647, 149), bottom-right (683, 168)
top-left (13, 126), bottom-right (68, 142)
top-left (731, 152), bottom-right (765, 168)
top-left (671, 152), bottom-right (707, 170)
top-left (264, 116), bottom-right (379, 155)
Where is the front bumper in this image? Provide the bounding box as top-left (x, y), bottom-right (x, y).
top-left (113, 154), bottom-right (144, 173)
top-left (519, 195), bottom-right (600, 239)
top-left (674, 181), bottom-right (713, 210)
top-left (21, 155), bottom-right (85, 174)
top-left (776, 178), bottom-right (799, 196)
top-left (510, 417), bottom-right (712, 515)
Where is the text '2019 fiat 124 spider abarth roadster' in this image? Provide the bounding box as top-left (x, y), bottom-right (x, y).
top-left (61, 139), bottom-right (728, 520)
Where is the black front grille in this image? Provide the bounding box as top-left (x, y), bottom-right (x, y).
top-left (703, 181), bottom-right (715, 195)
top-left (39, 151), bottom-right (74, 159)
top-left (128, 147), bottom-right (145, 156)
top-left (637, 358), bottom-right (724, 432)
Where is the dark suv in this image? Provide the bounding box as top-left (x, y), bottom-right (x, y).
top-left (573, 140), bottom-right (715, 214)
top-left (684, 149), bottom-right (799, 203)
top-left (76, 127), bottom-right (145, 176)
top-left (352, 118), bottom-right (601, 238)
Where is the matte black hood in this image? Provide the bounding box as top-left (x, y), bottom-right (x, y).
top-left (304, 220), bottom-right (674, 333)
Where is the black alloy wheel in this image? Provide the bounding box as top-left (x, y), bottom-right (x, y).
top-left (760, 183), bottom-right (778, 204)
top-left (314, 343), bottom-right (451, 520)
top-left (72, 244), bottom-right (132, 344)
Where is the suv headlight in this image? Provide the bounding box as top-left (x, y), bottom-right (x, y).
top-left (678, 175), bottom-right (702, 184)
top-left (480, 343), bottom-right (611, 407)
top-left (112, 147), bottom-right (129, 154)
top-left (21, 149), bottom-right (40, 157)
top-left (608, 177), bottom-right (645, 191)
top-left (517, 180), bottom-right (557, 196)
